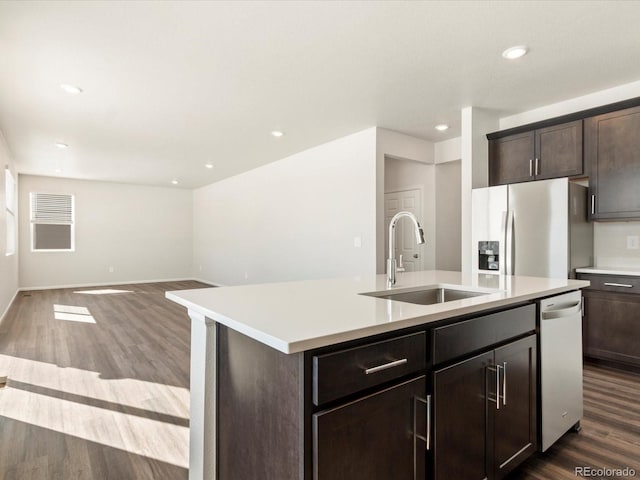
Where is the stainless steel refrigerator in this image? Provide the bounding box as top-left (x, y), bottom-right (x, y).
top-left (471, 178), bottom-right (593, 279)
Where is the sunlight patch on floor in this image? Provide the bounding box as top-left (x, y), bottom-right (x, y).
top-left (73, 289), bottom-right (133, 295)
top-left (0, 354), bottom-right (189, 418)
top-left (53, 304), bottom-right (96, 323)
top-left (0, 386), bottom-right (189, 468)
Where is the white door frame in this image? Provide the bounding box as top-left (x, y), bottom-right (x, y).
top-left (384, 186), bottom-right (424, 272)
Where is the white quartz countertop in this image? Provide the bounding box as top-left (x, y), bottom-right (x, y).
top-left (575, 267), bottom-right (640, 277)
top-left (166, 270), bottom-right (588, 354)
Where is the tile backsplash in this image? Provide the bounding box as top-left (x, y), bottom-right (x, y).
top-left (594, 221), bottom-right (640, 269)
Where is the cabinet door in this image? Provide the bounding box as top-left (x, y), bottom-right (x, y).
top-left (492, 335), bottom-right (537, 480)
top-left (586, 106), bottom-right (640, 220)
top-left (535, 120), bottom-right (583, 180)
top-left (583, 290), bottom-right (640, 366)
top-left (489, 131), bottom-right (535, 186)
top-left (433, 351), bottom-right (494, 480)
top-left (313, 376), bottom-right (428, 480)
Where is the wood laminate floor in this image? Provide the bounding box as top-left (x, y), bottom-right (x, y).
top-left (512, 362), bottom-right (640, 480)
top-left (0, 282), bottom-right (639, 480)
top-left (0, 281), bottom-right (209, 480)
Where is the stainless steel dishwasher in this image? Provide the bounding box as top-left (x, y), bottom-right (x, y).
top-left (539, 290), bottom-right (584, 451)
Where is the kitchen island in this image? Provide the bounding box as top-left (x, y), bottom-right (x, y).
top-left (167, 270), bottom-right (588, 480)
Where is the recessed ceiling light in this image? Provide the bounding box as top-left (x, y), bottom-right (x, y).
top-left (435, 124), bottom-right (449, 132)
top-left (271, 130), bottom-right (284, 138)
top-left (55, 142), bottom-right (68, 149)
top-left (205, 163), bottom-right (213, 169)
top-left (171, 179), bottom-right (179, 185)
top-left (60, 84), bottom-right (83, 94)
top-left (502, 45), bottom-right (528, 60)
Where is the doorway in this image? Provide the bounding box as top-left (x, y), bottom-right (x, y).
top-left (384, 188), bottom-right (424, 272)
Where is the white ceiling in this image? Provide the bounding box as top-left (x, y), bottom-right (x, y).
top-left (1, 1), bottom-right (640, 189)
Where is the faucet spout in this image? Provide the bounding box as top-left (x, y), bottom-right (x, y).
top-left (387, 211), bottom-right (425, 287)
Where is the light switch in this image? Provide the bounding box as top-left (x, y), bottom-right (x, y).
top-left (627, 235), bottom-right (639, 250)
top-left (353, 237), bottom-right (362, 248)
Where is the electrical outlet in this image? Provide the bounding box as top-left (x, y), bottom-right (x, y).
top-left (108, 266), bottom-right (114, 273)
top-left (244, 271), bottom-right (249, 280)
top-left (627, 236), bottom-right (639, 250)
top-left (353, 236), bottom-right (362, 248)
top-left (199, 265), bottom-right (203, 271)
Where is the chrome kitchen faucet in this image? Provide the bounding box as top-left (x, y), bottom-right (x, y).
top-left (387, 211), bottom-right (425, 287)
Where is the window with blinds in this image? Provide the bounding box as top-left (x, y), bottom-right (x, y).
top-left (30, 192), bottom-right (75, 251)
top-left (5, 168), bottom-right (16, 256)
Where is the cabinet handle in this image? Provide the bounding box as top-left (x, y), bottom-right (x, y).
top-left (535, 158), bottom-right (540, 176)
top-left (529, 159), bottom-right (533, 177)
top-left (413, 395), bottom-right (431, 480)
top-left (604, 282), bottom-right (633, 288)
top-left (364, 358), bottom-right (407, 375)
top-left (591, 195), bottom-right (595, 215)
top-left (426, 394), bottom-right (431, 450)
top-left (488, 365), bottom-right (500, 410)
top-left (499, 362), bottom-right (507, 406)
top-left (413, 395), bottom-right (431, 452)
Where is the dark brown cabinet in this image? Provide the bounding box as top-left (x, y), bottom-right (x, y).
top-left (433, 351), bottom-right (493, 480)
top-left (216, 302), bottom-right (539, 480)
top-left (433, 335), bottom-right (537, 480)
top-left (492, 336), bottom-right (537, 479)
top-left (313, 376), bottom-right (428, 480)
top-left (585, 106), bottom-right (640, 220)
top-left (488, 120), bottom-right (583, 186)
top-left (489, 131), bottom-right (535, 186)
top-left (578, 273), bottom-right (640, 367)
top-left (312, 331), bottom-right (430, 480)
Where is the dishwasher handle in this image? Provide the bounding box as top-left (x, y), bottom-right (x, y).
top-left (541, 300), bottom-right (582, 320)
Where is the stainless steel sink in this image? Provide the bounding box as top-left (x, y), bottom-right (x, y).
top-left (360, 286), bottom-right (491, 305)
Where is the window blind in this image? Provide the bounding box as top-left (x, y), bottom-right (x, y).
top-left (30, 193), bottom-right (74, 224)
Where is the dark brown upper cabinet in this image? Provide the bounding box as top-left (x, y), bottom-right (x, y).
top-left (488, 120), bottom-right (583, 186)
top-left (586, 105), bottom-right (640, 220)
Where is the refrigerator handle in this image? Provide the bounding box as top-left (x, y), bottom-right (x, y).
top-left (505, 210), bottom-right (514, 275)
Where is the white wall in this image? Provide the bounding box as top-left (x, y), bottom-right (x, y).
top-left (384, 157), bottom-right (436, 270)
top-left (0, 131), bottom-right (19, 327)
top-left (376, 129), bottom-right (434, 273)
top-left (500, 79), bottom-right (640, 130)
top-left (436, 160), bottom-right (461, 271)
top-left (460, 107), bottom-right (499, 273)
top-left (19, 175), bottom-right (193, 289)
top-left (192, 128), bottom-right (378, 286)
top-left (434, 137), bottom-right (461, 164)
top-left (594, 222), bottom-right (640, 269)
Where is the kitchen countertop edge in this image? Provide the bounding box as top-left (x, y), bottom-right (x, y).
top-left (167, 272), bottom-right (589, 354)
top-left (576, 267), bottom-right (640, 277)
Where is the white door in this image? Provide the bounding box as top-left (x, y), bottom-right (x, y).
top-left (384, 189), bottom-right (424, 272)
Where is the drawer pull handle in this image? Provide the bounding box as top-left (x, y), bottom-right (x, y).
top-left (364, 358), bottom-right (407, 375)
top-left (604, 282), bottom-right (633, 288)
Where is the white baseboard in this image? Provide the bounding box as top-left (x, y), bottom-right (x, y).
top-left (0, 288), bottom-right (20, 330)
top-left (191, 277), bottom-right (224, 287)
top-left (18, 277), bottom-right (205, 292)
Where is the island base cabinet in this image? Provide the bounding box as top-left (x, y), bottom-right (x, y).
top-left (433, 351), bottom-right (493, 480)
top-left (492, 336), bottom-right (537, 479)
top-left (433, 335), bottom-right (537, 480)
top-left (313, 376), bottom-right (429, 480)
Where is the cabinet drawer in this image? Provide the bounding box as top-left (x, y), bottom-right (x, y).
top-left (312, 331), bottom-right (426, 406)
top-left (432, 304), bottom-right (535, 365)
top-left (577, 273), bottom-right (640, 294)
